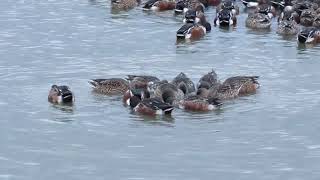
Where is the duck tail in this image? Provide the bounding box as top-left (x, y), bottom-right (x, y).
top-left (163, 106), bottom-right (174, 114)
top-left (208, 97), bottom-right (223, 106)
top-left (126, 75), bottom-right (137, 81)
top-left (250, 76), bottom-right (260, 85)
top-left (88, 79), bottom-right (99, 87)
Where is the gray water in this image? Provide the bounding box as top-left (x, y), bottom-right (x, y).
top-left (1, 0), bottom-right (320, 179)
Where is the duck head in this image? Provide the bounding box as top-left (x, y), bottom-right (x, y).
top-left (300, 9), bottom-right (315, 26)
top-left (184, 10), bottom-right (197, 23)
top-left (127, 89), bottom-right (150, 107)
top-left (48, 85), bottom-right (74, 104)
top-left (175, 0), bottom-right (186, 13)
top-left (222, 0), bottom-right (234, 11)
top-left (257, 4), bottom-right (273, 18)
top-left (196, 88), bottom-right (210, 98)
top-left (217, 9), bottom-right (233, 26)
top-left (298, 27), bottom-right (317, 43)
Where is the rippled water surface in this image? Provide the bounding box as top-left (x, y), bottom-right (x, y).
top-left (1, 0), bottom-right (320, 179)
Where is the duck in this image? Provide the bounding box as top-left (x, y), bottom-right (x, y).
top-left (111, 0), bottom-right (140, 10)
top-left (197, 69), bottom-right (219, 89)
top-left (278, 5), bottom-right (298, 23)
top-left (154, 82), bottom-right (185, 107)
top-left (210, 76), bottom-right (260, 100)
top-left (171, 72), bottom-right (196, 94)
top-left (297, 27), bottom-right (320, 44)
top-left (245, 12), bottom-right (272, 29)
top-left (214, 8), bottom-right (237, 27)
top-left (300, 9), bottom-right (316, 27)
top-left (48, 85), bottom-right (74, 104)
top-left (256, 3), bottom-right (276, 19)
top-left (124, 88), bottom-right (151, 106)
top-left (216, 0), bottom-right (240, 16)
top-left (128, 90), bottom-right (174, 116)
top-left (88, 78), bottom-right (129, 95)
top-left (183, 10), bottom-right (212, 32)
top-left (174, 0), bottom-right (205, 14)
top-left (142, 0), bottom-right (175, 11)
top-left (126, 75), bottom-right (160, 91)
top-left (179, 94), bottom-right (222, 111)
top-left (293, 1), bottom-right (318, 17)
top-left (277, 18), bottom-right (299, 35)
top-left (176, 22), bottom-right (207, 41)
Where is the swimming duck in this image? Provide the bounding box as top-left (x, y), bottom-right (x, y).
top-left (216, 0), bottom-right (240, 16)
top-left (89, 78), bottom-right (129, 95)
top-left (124, 88), bottom-right (151, 106)
top-left (128, 90), bottom-right (174, 116)
top-left (277, 18), bottom-right (299, 35)
top-left (197, 69), bottom-right (219, 89)
top-left (214, 8), bottom-right (237, 27)
top-left (111, 0), bottom-right (140, 10)
top-left (179, 94), bottom-right (222, 111)
top-left (154, 82), bottom-right (185, 106)
top-left (256, 3), bottom-right (276, 18)
top-left (245, 12), bottom-right (272, 29)
top-left (132, 98), bottom-right (174, 116)
top-left (142, 0), bottom-right (175, 11)
top-left (126, 75), bottom-right (160, 91)
top-left (210, 76), bottom-right (260, 100)
top-left (183, 10), bottom-right (212, 32)
top-left (278, 5), bottom-right (298, 23)
top-left (176, 22), bottom-right (207, 41)
top-left (171, 72), bottom-right (196, 94)
top-left (293, 1), bottom-right (318, 18)
top-left (174, 0), bottom-right (205, 14)
top-left (48, 85), bottom-right (74, 104)
top-left (300, 9), bottom-right (316, 27)
top-left (297, 27), bottom-right (320, 44)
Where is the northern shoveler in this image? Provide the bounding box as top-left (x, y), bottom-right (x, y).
top-left (48, 85), bottom-right (74, 104)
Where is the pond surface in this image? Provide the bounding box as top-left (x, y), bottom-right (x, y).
top-left (1, 0), bottom-right (320, 179)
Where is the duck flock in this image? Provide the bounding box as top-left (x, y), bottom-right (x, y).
top-left (49, 70), bottom-right (259, 116)
top-left (48, 0), bottom-right (320, 116)
top-left (110, 0), bottom-right (320, 43)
